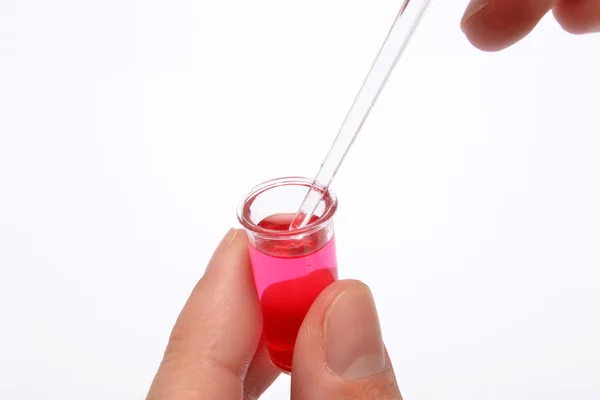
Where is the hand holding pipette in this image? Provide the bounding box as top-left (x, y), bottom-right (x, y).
top-left (461, 0), bottom-right (600, 52)
top-left (147, 2), bottom-right (600, 399)
top-left (291, 0), bottom-right (600, 229)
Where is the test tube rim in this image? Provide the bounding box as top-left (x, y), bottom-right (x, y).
top-left (237, 176), bottom-right (338, 239)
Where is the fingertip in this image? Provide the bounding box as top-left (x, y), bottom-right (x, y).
top-left (291, 280), bottom-right (401, 400)
top-left (460, 2), bottom-right (514, 52)
top-left (461, 31), bottom-right (509, 52)
top-left (461, 0), bottom-right (555, 52)
top-left (306, 279), bottom-right (366, 324)
top-left (552, 5), bottom-right (582, 34)
top-left (292, 279), bottom-right (366, 368)
top-left (324, 283), bottom-right (385, 379)
top-left (553, 0), bottom-right (600, 34)
top-left (205, 228), bottom-right (239, 269)
top-left (205, 228), bottom-right (250, 278)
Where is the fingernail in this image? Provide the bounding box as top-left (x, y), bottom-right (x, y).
top-left (461, 0), bottom-right (489, 32)
top-left (325, 284), bottom-right (386, 379)
top-left (207, 228), bottom-right (238, 269)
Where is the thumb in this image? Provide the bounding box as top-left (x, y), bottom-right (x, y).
top-left (291, 280), bottom-right (402, 400)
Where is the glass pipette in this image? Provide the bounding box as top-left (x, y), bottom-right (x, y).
top-left (289, 0), bottom-right (434, 230)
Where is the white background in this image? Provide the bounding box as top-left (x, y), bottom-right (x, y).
top-left (1, 0), bottom-right (599, 398)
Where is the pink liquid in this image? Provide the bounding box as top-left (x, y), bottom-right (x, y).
top-left (248, 214), bottom-right (338, 373)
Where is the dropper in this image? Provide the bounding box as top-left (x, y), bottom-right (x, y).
top-left (289, 0), bottom-right (434, 230)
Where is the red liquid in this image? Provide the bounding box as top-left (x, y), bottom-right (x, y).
top-left (249, 214), bottom-right (337, 373)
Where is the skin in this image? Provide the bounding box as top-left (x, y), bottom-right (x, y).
top-left (146, 229), bottom-right (402, 400)
top-left (147, 4), bottom-right (600, 398)
top-left (461, 0), bottom-right (600, 52)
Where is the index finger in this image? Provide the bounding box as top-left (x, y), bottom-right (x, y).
top-left (461, 0), bottom-right (557, 51)
top-left (146, 229), bottom-right (279, 400)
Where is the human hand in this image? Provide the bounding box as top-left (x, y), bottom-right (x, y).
top-left (461, 0), bottom-right (600, 51)
top-left (146, 229), bottom-right (402, 400)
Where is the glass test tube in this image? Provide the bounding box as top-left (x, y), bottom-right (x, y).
top-left (237, 177), bottom-right (339, 373)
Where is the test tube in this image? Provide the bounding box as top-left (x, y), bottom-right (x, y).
top-left (237, 177), bottom-right (339, 373)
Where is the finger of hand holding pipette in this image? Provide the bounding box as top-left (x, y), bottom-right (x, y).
top-left (553, 0), bottom-right (600, 34)
top-left (461, 0), bottom-right (600, 51)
